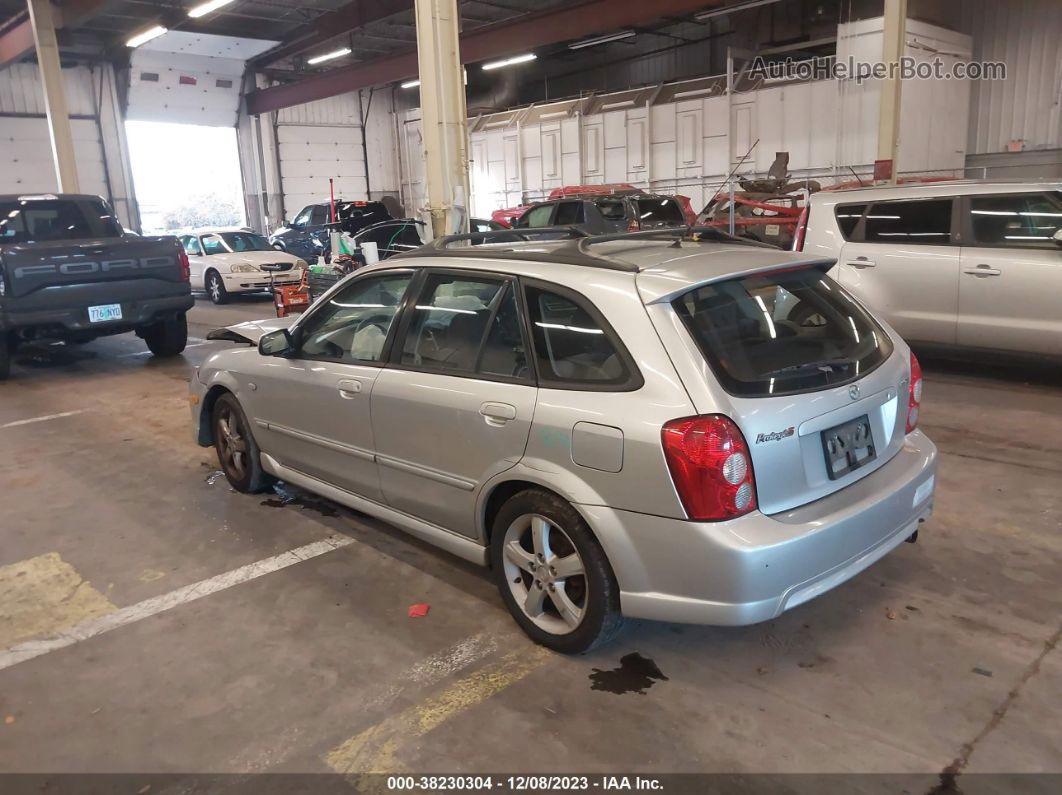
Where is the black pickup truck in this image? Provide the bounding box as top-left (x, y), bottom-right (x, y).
top-left (0, 194), bottom-right (194, 380)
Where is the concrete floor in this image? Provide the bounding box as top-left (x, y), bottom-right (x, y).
top-left (0, 292), bottom-right (1059, 783)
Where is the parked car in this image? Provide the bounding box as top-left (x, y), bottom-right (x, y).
top-left (178, 229), bottom-right (307, 305)
top-left (513, 192), bottom-right (688, 235)
top-left (191, 227), bottom-right (937, 653)
top-left (269, 200), bottom-right (392, 260)
top-left (494, 185), bottom-right (697, 228)
top-left (797, 180), bottom-right (1062, 357)
top-left (0, 193), bottom-right (192, 380)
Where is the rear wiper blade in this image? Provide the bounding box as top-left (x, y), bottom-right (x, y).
top-left (762, 358), bottom-right (857, 377)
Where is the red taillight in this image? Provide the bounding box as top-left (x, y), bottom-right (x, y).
top-left (661, 415), bottom-right (757, 521)
top-left (792, 205), bottom-right (809, 251)
top-left (906, 351), bottom-right (922, 433)
top-left (177, 249), bottom-right (191, 282)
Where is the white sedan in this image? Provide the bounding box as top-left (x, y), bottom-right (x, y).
top-left (179, 229), bottom-right (307, 304)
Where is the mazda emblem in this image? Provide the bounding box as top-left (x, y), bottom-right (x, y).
top-left (848, 384), bottom-right (861, 400)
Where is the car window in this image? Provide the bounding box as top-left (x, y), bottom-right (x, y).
top-left (401, 274), bottom-right (506, 373)
top-left (863, 199), bottom-right (953, 245)
top-left (0, 198), bottom-right (121, 243)
top-left (201, 234), bottom-right (226, 255)
top-left (553, 202), bottom-right (584, 226)
top-left (309, 205), bottom-right (329, 225)
top-left (523, 204), bottom-right (555, 228)
top-left (525, 285), bottom-right (634, 388)
top-left (298, 272), bottom-right (413, 363)
top-left (182, 236), bottom-right (203, 256)
top-left (633, 198), bottom-right (684, 225)
top-left (478, 285), bottom-right (529, 380)
top-left (293, 206), bottom-right (314, 227)
top-left (673, 268), bottom-right (893, 397)
top-left (834, 203), bottom-right (867, 239)
top-left (220, 232), bottom-right (272, 252)
top-left (596, 200), bottom-right (626, 221)
top-left (968, 192), bottom-right (1062, 249)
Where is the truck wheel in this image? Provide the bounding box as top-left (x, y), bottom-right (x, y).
top-left (142, 313), bottom-right (188, 357)
top-left (206, 271), bottom-right (229, 305)
top-left (0, 335), bottom-right (12, 381)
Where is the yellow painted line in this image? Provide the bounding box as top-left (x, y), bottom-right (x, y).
top-left (0, 553), bottom-right (116, 649)
top-left (325, 645), bottom-right (551, 776)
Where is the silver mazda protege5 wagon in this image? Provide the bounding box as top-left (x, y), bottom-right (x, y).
top-left (190, 227), bottom-right (937, 653)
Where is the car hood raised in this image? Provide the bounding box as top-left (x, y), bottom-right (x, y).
top-left (206, 315), bottom-right (297, 345)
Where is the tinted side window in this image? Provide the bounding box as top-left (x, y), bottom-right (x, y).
top-left (554, 201), bottom-right (585, 225)
top-left (597, 200), bottom-right (626, 221)
top-left (309, 206), bottom-right (329, 225)
top-left (834, 203), bottom-right (867, 240)
top-left (863, 199), bottom-right (953, 245)
top-left (0, 199), bottom-right (121, 243)
top-left (969, 192), bottom-right (1062, 249)
top-left (525, 285), bottom-right (636, 388)
top-left (299, 272), bottom-right (412, 363)
top-left (478, 286), bottom-right (529, 380)
top-left (523, 204), bottom-right (555, 228)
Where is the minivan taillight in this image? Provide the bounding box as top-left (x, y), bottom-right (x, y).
top-left (177, 249), bottom-right (191, 282)
top-left (792, 205), bottom-right (809, 251)
top-left (661, 415), bottom-right (757, 521)
top-left (906, 351), bottom-right (922, 433)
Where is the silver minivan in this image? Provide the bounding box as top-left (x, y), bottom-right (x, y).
top-left (798, 180), bottom-right (1062, 357)
top-left (191, 228), bottom-right (937, 653)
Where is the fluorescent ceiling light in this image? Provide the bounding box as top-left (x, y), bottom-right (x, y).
top-left (695, 0), bottom-right (784, 22)
top-left (673, 87), bottom-right (715, 100)
top-left (307, 47), bottom-right (352, 65)
top-left (482, 53), bottom-right (536, 71)
top-left (539, 110), bottom-right (569, 119)
top-left (401, 79), bottom-right (421, 89)
top-left (568, 31), bottom-right (635, 50)
top-left (187, 0), bottom-right (235, 18)
top-left (601, 99), bottom-right (636, 110)
top-left (126, 25), bottom-right (167, 48)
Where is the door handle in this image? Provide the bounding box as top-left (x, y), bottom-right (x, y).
top-left (480, 402), bottom-right (517, 426)
top-left (337, 379), bottom-right (363, 398)
top-left (963, 265), bottom-right (1001, 277)
top-left (846, 257), bottom-right (876, 268)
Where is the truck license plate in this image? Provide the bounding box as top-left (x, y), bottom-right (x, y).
top-left (88, 303), bottom-right (123, 323)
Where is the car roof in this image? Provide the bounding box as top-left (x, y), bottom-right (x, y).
top-left (0, 193), bottom-right (108, 203)
top-left (811, 179), bottom-right (1060, 203)
top-left (388, 235), bottom-right (833, 304)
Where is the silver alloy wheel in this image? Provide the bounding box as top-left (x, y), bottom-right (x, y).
top-left (216, 404), bottom-right (248, 480)
top-left (501, 513), bottom-right (587, 635)
top-left (208, 273), bottom-right (222, 302)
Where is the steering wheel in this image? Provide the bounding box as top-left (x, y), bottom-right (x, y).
top-left (353, 313), bottom-right (392, 339)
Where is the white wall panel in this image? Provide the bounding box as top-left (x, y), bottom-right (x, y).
top-left (127, 50), bottom-right (243, 127)
top-left (0, 117), bottom-right (107, 195)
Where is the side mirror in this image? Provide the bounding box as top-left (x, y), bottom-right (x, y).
top-left (259, 329), bottom-right (294, 357)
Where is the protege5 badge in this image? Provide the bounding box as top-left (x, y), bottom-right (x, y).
top-left (756, 426), bottom-right (795, 444)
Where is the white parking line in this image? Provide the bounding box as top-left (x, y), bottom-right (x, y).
top-left (0, 410), bottom-right (88, 430)
top-left (0, 536), bottom-right (354, 672)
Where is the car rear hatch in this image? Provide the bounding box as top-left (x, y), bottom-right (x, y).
top-left (662, 264), bottom-right (909, 515)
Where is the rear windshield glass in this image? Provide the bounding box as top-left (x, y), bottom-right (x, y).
top-left (673, 268), bottom-right (893, 397)
top-left (634, 198), bottom-right (684, 225)
top-left (597, 200), bottom-right (626, 220)
top-left (0, 198), bottom-right (122, 244)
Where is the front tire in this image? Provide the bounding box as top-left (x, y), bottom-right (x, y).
top-left (212, 393), bottom-right (273, 493)
top-left (206, 270), bottom-right (229, 305)
top-left (490, 489), bottom-right (623, 654)
top-left (141, 313), bottom-right (188, 357)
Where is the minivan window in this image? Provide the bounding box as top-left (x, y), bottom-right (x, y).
top-left (673, 268), bottom-right (894, 397)
top-left (0, 198), bottom-right (122, 243)
top-left (863, 199), bottom-right (952, 245)
top-left (525, 285), bottom-right (635, 387)
top-left (553, 201), bottom-right (585, 226)
top-left (834, 203), bottom-right (867, 239)
top-left (968, 192), bottom-right (1062, 249)
top-left (634, 198), bottom-right (684, 226)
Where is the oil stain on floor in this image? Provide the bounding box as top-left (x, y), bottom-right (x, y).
top-left (260, 483), bottom-right (339, 518)
top-left (589, 652), bottom-right (669, 695)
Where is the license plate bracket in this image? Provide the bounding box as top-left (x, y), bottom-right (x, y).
top-left (88, 303), bottom-right (123, 323)
top-left (821, 414), bottom-right (876, 480)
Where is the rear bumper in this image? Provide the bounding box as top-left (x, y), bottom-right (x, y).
top-left (1, 293), bottom-right (193, 334)
top-left (578, 429), bottom-right (937, 626)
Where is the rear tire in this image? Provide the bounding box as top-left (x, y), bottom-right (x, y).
top-left (206, 270), bottom-right (229, 305)
top-left (142, 313), bottom-right (188, 357)
top-left (490, 489), bottom-right (624, 654)
top-left (212, 393), bottom-right (273, 493)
